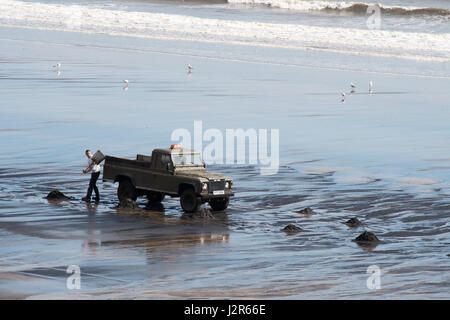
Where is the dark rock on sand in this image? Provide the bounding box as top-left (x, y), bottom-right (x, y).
top-left (117, 198), bottom-right (139, 209)
top-left (354, 231), bottom-right (380, 242)
top-left (282, 224), bottom-right (303, 233)
top-left (345, 217), bottom-right (363, 228)
top-left (46, 190), bottom-right (72, 200)
top-left (297, 207), bottom-right (315, 215)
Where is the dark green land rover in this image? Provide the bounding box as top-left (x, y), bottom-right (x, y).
top-left (103, 145), bottom-right (233, 212)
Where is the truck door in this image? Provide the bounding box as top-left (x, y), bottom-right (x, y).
top-left (151, 153), bottom-right (172, 192)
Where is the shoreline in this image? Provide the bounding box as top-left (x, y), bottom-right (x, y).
top-left (0, 21), bottom-right (448, 64)
top-left (1, 25), bottom-right (449, 79)
top-left (0, 0), bottom-right (449, 73)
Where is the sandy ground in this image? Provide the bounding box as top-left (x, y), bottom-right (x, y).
top-left (0, 26), bottom-right (449, 299)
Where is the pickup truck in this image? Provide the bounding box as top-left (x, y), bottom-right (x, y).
top-left (102, 145), bottom-right (233, 212)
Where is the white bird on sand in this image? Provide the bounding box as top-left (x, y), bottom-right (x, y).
top-left (187, 64), bottom-right (193, 72)
top-left (123, 79), bottom-right (129, 84)
top-left (122, 79), bottom-right (129, 91)
top-left (341, 91), bottom-right (346, 98)
top-left (53, 63), bottom-right (61, 74)
top-left (53, 63), bottom-right (61, 76)
top-left (369, 81), bottom-right (373, 93)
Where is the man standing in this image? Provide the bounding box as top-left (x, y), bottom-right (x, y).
top-left (82, 149), bottom-right (101, 202)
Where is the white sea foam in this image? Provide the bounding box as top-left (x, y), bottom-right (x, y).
top-left (0, 0), bottom-right (449, 63)
top-left (228, 0), bottom-right (450, 15)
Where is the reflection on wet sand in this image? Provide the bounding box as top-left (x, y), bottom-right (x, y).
top-left (85, 202), bottom-right (99, 212)
top-left (82, 229), bottom-right (102, 254)
top-left (354, 241), bottom-right (379, 252)
top-left (76, 199), bottom-right (231, 256)
top-left (101, 233), bottom-right (231, 251)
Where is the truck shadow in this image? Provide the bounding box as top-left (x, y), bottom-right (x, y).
top-left (113, 199), bottom-right (230, 226)
top-left (144, 202), bottom-right (165, 213)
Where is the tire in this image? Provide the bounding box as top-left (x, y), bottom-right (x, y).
top-left (180, 188), bottom-right (201, 213)
top-left (117, 178), bottom-right (137, 201)
top-left (147, 191), bottom-right (165, 203)
top-left (209, 197), bottom-right (230, 211)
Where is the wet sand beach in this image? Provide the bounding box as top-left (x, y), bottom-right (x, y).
top-left (1, 23), bottom-right (450, 299)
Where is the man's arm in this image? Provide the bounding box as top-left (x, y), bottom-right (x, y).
top-left (83, 161), bottom-right (94, 174)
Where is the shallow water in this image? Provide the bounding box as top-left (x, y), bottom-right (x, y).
top-left (0, 26), bottom-right (449, 299)
top-left (1, 0), bottom-right (450, 77)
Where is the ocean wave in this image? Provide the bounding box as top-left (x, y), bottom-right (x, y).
top-left (227, 0), bottom-right (450, 16)
top-left (0, 0), bottom-right (449, 63)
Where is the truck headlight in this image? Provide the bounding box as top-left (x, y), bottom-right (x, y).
top-left (225, 181), bottom-right (232, 189)
top-left (202, 183), bottom-right (208, 191)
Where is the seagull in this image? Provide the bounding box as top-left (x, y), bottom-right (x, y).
top-left (123, 79), bottom-right (129, 84)
top-left (187, 64), bottom-right (193, 72)
top-left (350, 82), bottom-right (356, 88)
top-left (53, 63), bottom-right (61, 75)
top-left (340, 91), bottom-right (346, 103)
top-left (369, 81), bottom-right (373, 93)
top-left (122, 79), bottom-right (129, 91)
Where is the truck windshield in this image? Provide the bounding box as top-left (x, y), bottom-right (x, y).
top-left (171, 153), bottom-right (203, 167)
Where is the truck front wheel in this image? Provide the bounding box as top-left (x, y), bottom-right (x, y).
top-left (209, 197), bottom-right (230, 211)
top-left (180, 189), bottom-right (201, 213)
top-left (117, 179), bottom-right (137, 202)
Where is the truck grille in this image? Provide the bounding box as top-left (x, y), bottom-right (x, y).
top-left (209, 180), bottom-right (225, 191)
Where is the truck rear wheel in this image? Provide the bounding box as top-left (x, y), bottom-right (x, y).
top-left (180, 189), bottom-right (201, 213)
top-left (117, 179), bottom-right (137, 201)
top-left (209, 197), bottom-right (230, 211)
top-left (147, 191), bottom-right (165, 203)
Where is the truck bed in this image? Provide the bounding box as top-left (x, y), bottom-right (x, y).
top-left (102, 154), bottom-right (177, 195)
top-left (104, 155), bottom-right (152, 168)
